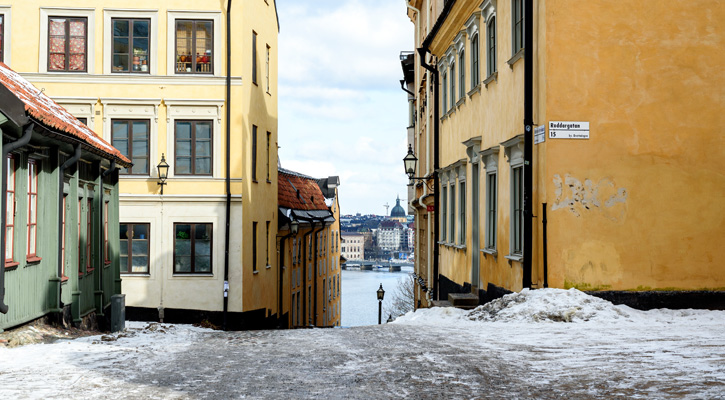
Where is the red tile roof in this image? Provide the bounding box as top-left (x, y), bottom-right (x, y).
top-left (278, 169), bottom-right (329, 211)
top-left (0, 62), bottom-right (131, 165)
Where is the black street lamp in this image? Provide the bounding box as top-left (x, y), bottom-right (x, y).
top-left (403, 144), bottom-right (433, 190)
top-left (157, 153), bottom-right (170, 195)
top-left (377, 283), bottom-right (385, 325)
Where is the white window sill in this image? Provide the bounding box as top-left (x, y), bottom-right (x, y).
top-left (456, 97), bottom-right (466, 109)
top-left (505, 254), bottom-right (523, 263)
top-left (467, 83), bottom-right (482, 97)
top-left (172, 273), bottom-right (214, 278)
top-left (484, 72), bottom-right (498, 88)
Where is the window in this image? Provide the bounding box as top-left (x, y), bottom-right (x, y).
top-left (77, 198), bottom-right (81, 274)
top-left (175, 19), bottom-right (213, 74)
top-left (458, 50), bottom-right (465, 99)
top-left (441, 72), bottom-right (448, 113)
top-left (48, 17), bottom-right (87, 72)
top-left (112, 120), bottom-right (149, 175)
top-left (471, 34), bottom-right (479, 87)
top-left (86, 198), bottom-right (93, 273)
top-left (459, 179), bottom-right (466, 245)
top-left (266, 45), bottom-right (271, 93)
top-left (5, 155), bottom-right (15, 264)
top-left (26, 160), bottom-right (39, 259)
top-left (485, 172), bottom-right (497, 250)
top-left (449, 61), bottom-right (455, 111)
top-left (77, 117), bottom-right (88, 126)
top-left (252, 125), bottom-right (258, 181)
top-left (252, 31), bottom-right (257, 84)
top-left (120, 223), bottom-right (149, 274)
top-left (266, 131), bottom-right (271, 182)
top-left (0, 15), bottom-right (4, 63)
top-left (174, 223), bottom-right (212, 273)
top-left (252, 221), bottom-right (258, 272)
top-left (449, 181), bottom-right (455, 244)
top-left (111, 18), bottom-right (150, 73)
top-left (102, 200), bottom-right (109, 263)
top-left (441, 184), bottom-right (447, 242)
top-left (487, 17), bottom-right (497, 76)
top-left (511, 166), bottom-right (523, 256)
top-left (266, 221), bottom-right (270, 266)
top-left (512, 0), bottom-right (523, 55)
top-left (61, 195), bottom-right (67, 277)
top-left (175, 120), bottom-right (212, 175)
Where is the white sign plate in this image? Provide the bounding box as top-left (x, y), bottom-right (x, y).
top-left (549, 121), bottom-right (589, 139)
top-left (534, 125), bottom-right (546, 144)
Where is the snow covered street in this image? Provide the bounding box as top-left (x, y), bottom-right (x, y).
top-left (1, 289), bottom-right (724, 399)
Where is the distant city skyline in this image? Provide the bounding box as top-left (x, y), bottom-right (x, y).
top-left (277, 0), bottom-right (412, 215)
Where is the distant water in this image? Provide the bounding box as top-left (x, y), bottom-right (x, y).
top-left (341, 267), bottom-right (413, 327)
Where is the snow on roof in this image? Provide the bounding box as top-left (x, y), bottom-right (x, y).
top-left (278, 168), bottom-right (329, 211)
top-left (0, 63), bottom-right (131, 166)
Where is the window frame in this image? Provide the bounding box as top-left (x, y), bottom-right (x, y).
top-left (502, 135), bottom-right (524, 260)
top-left (449, 60), bottom-right (456, 111)
top-left (26, 159), bottom-right (40, 260)
top-left (112, 119), bottom-right (150, 176)
top-left (252, 125), bottom-right (258, 182)
top-left (449, 178), bottom-right (456, 245)
top-left (470, 33), bottom-right (480, 88)
top-left (173, 222), bottom-right (213, 274)
top-left (119, 223), bottom-right (150, 274)
top-left (481, 146), bottom-right (499, 253)
top-left (5, 154), bottom-right (15, 265)
top-left (47, 16), bottom-right (88, 73)
top-left (0, 9), bottom-right (9, 65)
top-left (61, 195), bottom-right (67, 279)
top-left (512, 0), bottom-right (524, 55)
top-left (252, 31), bottom-right (258, 85)
top-left (459, 175), bottom-right (466, 246)
top-left (441, 71), bottom-right (448, 113)
top-left (110, 17), bottom-right (151, 74)
top-left (103, 199), bottom-right (110, 265)
top-left (440, 175), bottom-right (448, 242)
top-left (174, 19), bottom-right (214, 75)
top-left (458, 50), bottom-right (466, 100)
top-left (174, 120), bottom-right (213, 176)
top-left (266, 131), bottom-right (271, 182)
top-left (266, 44), bottom-right (271, 93)
top-left (487, 16), bottom-right (497, 77)
top-left (40, 8), bottom-right (95, 74)
top-left (85, 197), bottom-right (93, 274)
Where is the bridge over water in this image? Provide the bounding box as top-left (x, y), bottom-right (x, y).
top-left (342, 260), bottom-right (414, 272)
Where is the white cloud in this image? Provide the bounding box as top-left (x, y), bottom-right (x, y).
top-left (277, 0), bottom-right (413, 215)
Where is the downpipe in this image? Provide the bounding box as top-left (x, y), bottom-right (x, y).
top-left (522, 0), bottom-right (534, 289)
top-left (97, 160), bottom-right (116, 312)
top-left (277, 227), bottom-right (295, 328)
top-left (223, 0), bottom-right (232, 331)
top-left (311, 223), bottom-right (325, 326)
top-left (0, 123), bottom-right (35, 314)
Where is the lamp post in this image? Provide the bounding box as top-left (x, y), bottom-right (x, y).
top-left (157, 153), bottom-right (170, 195)
top-left (403, 144), bottom-right (433, 190)
top-left (377, 283), bottom-right (385, 325)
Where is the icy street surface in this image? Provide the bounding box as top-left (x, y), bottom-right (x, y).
top-left (1, 289), bottom-right (724, 399)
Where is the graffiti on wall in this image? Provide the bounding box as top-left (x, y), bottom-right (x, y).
top-left (552, 174), bottom-right (628, 221)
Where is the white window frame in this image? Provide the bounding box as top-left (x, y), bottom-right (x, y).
top-left (438, 57), bottom-right (448, 115)
top-left (481, 146), bottom-right (499, 254)
top-left (440, 171), bottom-right (448, 242)
top-left (510, 0), bottom-right (524, 57)
top-left (103, 9), bottom-right (159, 75)
top-left (166, 10), bottom-right (222, 77)
top-left (39, 7), bottom-right (96, 74)
top-left (502, 135), bottom-right (524, 261)
top-left (481, 0), bottom-right (498, 78)
top-left (100, 98), bottom-right (161, 178)
top-left (163, 99), bottom-right (224, 179)
top-left (454, 31), bottom-right (466, 102)
top-left (449, 167), bottom-right (457, 245)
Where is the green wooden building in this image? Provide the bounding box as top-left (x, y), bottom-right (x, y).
top-left (0, 63), bottom-right (130, 332)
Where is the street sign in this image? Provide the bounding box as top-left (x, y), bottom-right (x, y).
top-left (549, 121), bottom-right (589, 139)
top-left (534, 125), bottom-right (546, 144)
top-left (426, 205), bottom-right (435, 212)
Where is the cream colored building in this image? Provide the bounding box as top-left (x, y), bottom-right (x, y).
top-left (405, 0), bottom-right (725, 309)
top-left (341, 233), bottom-right (364, 261)
top-left (7, 0), bottom-right (280, 329)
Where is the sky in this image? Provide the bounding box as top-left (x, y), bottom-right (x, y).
top-left (276, 0), bottom-right (413, 216)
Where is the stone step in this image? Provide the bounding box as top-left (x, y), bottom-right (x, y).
top-left (431, 300), bottom-right (452, 308)
top-left (448, 293), bottom-right (480, 307)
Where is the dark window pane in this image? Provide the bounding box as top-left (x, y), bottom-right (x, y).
top-left (119, 240), bottom-right (128, 256)
top-left (176, 158), bottom-right (191, 174)
top-left (113, 37), bottom-right (129, 54)
top-left (133, 38), bottom-right (149, 54)
top-left (195, 256), bottom-right (211, 272)
top-left (177, 141), bottom-right (192, 156)
top-left (175, 256), bottom-right (191, 272)
top-left (133, 20), bottom-right (149, 37)
top-left (176, 224), bottom-right (191, 240)
top-left (196, 141), bottom-right (211, 157)
top-left (195, 158), bottom-right (211, 175)
top-left (113, 54), bottom-right (129, 72)
top-left (113, 20), bottom-right (129, 37)
top-left (132, 240), bottom-right (148, 256)
top-left (176, 122), bottom-right (191, 139)
top-left (196, 122), bottom-right (211, 139)
top-left (132, 256), bottom-right (148, 273)
top-left (120, 224), bottom-right (128, 239)
top-left (133, 224), bottom-right (148, 239)
top-left (132, 157), bottom-right (148, 174)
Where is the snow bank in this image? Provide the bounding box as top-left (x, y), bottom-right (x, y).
top-left (395, 288), bottom-right (725, 325)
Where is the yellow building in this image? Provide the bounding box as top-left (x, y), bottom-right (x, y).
top-left (278, 168), bottom-right (341, 328)
top-left (405, 0), bottom-right (725, 308)
top-left (6, 0), bottom-right (281, 328)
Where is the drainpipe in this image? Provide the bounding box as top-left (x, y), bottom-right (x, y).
top-left (223, 0), bottom-right (232, 331)
top-left (399, 80), bottom-right (415, 97)
top-left (523, 0), bottom-right (534, 289)
top-left (542, 203), bottom-right (548, 288)
top-left (1, 123), bottom-right (35, 314)
top-left (418, 47), bottom-right (440, 300)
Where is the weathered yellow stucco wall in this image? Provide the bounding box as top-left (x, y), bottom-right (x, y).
top-left (544, 0), bottom-right (725, 291)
